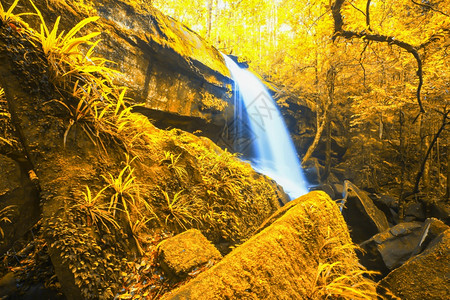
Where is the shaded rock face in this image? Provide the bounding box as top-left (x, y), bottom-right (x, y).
top-left (341, 180), bottom-right (390, 243)
top-left (359, 222), bottom-right (424, 276)
top-left (0, 155), bottom-right (40, 255)
top-left (162, 192), bottom-right (375, 299)
top-left (378, 229), bottom-right (450, 300)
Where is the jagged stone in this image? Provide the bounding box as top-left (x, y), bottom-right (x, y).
top-left (359, 222), bottom-right (423, 276)
top-left (404, 201), bottom-right (426, 222)
top-left (157, 229), bottom-right (222, 279)
top-left (378, 229), bottom-right (450, 300)
top-left (342, 180), bottom-right (390, 243)
top-left (162, 191), bottom-right (373, 299)
top-left (426, 201), bottom-right (450, 224)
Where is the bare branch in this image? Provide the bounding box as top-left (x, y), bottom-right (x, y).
top-left (366, 0), bottom-right (372, 30)
top-left (411, 0), bottom-right (449, 17)
top-left (348, 1), bottom-right (366, 17)
top-left (332, 0), bottom-right (425, 113)
top-left (413, 109), bottom-right (450, 193)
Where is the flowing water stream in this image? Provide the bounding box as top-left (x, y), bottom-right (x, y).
top-left (222, 55), bottom-right (309, 199)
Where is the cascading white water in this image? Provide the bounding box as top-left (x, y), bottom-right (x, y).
top-left (223, 55), bottom-right (309, 199)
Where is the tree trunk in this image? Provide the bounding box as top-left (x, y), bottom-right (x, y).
top-left (447, 145), bottom-right (450, 201)
top-left (424, 135), bottom-right (430, 190)
top-left (399, 109), bottom-right (405, 221)
top-left (301, 107), bottom-right (330, 165)
top-left (206, 0), bottom-right (213, 40)
top-left (324, 118), bottom-right (332, 182)
top-left (413, 111), bottom-right (449, 194)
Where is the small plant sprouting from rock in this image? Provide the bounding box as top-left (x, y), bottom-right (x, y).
top-left (161, 189), bottom-right (199, 230)
top-left (0, 0), bottom-right (32, 28)
top-left (44, 216), bottom-right (124, 300)
top-left (161, 150), bottom-right (188, 180)
top-left (73, 185), bottom-right (120, 232)
top-left (0, 205), bottom-right (16, 239)
top-left (308, 239), bottom-right (379, 300)
top-left (28, 0), bottom-right (113, 87)
top-left (309, 261), bottom-right (379, 299)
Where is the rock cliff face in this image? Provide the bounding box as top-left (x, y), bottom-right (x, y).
top-left (12, 0), bottom-right (233, 140)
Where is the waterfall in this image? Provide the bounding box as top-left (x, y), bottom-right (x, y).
top-left (222, 55), bottom-right (309, 199)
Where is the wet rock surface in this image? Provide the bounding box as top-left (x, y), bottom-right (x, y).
top-left (12, 0), bottom-right (233, 144)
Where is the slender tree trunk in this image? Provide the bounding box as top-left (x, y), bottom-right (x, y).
top-left (301, 107), bottom-right (330, 165)
top-left (399, 109), bottom-right (405, 221)
top-left (424, 135), bottom-right (431, 190)
top-left (206, 0), bottom-right (213, 40)
top-left (324, 118), bottom-right (332, 182)
top-left (302, 50), bottom-right (326, 165)
top-left (447, 146), bottom-right (450, 201)
top-left (323, 67), bottom-right (336, 181)
top-left (413, 111), bottom-right (449, 194)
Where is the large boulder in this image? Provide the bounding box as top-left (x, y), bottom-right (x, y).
top-left (378, 229), bottom-right (450, 299)
top-left (359, 222), bottom-right (424, 276)
top-left (12, 0), bottom-right (233, 143)
top-left (162, 191), bottom-right (377, 299)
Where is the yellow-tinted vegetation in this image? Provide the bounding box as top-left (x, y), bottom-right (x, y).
top-left (0, 2), bottom-right (283, 297)
top-left (156, 0), bottom-right (450, 203)
top-left (3, 0), bottom-right (442, 299)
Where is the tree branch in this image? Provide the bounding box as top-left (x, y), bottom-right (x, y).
top-left (411, 0), bottom-right (449, 17)
top-left (348, 1), bottom-right (366, 17)
top-left (332, 0), bottom-right (425, 113)
top-left (366, 0), bottom-right (372, 30)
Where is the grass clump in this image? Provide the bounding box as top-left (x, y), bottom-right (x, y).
top-left (309, 260), bottom-right (379, 299)
top-left (0, 205), bottom-right (16, 239)
top-left (73, 186), bottom-right (119, 231)
top-left (28, 0), bottom-right (114, 87)
top-left (0, 0), bottom-right (33, 28)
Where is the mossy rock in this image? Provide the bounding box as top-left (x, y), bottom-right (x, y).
top-left (162, 191), bottom-right (377, 299)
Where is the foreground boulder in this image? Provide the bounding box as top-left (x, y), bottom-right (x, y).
top-left (360, 218), bottom-right (449, 277)
top-left (162, 191), bottom-right (377, 299)
top-left (378, 229), bottom-right (450, 299)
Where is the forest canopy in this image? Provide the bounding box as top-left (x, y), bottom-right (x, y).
top-left (154, 0), bottom-right (449, 211)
